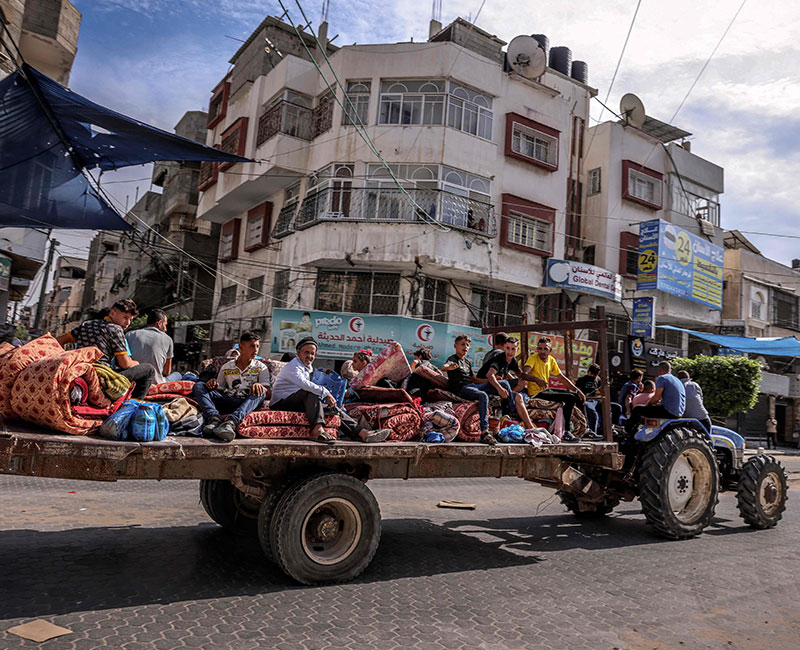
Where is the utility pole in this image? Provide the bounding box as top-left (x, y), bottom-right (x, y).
top-left (33, 237), bottom-right (58, 330)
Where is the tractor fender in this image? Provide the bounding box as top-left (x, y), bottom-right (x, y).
top-left (634, 418), bottom-right (711, 443)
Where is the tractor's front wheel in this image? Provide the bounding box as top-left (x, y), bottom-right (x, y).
top-left (736, 455), bottom-right (788, 529)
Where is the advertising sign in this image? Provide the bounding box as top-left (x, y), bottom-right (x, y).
top-left (627, 336), bottom-right (683, 373)
top-left (637, 218), bottom-right (723, 310)
top-left (0, 254), bottom-right (11, 292)
top-left (271, 309), bottom-right (490, 367)
top-left (518, 332), bottom-right (598, 388)
top-left (631, 296), bottom-right (656, 338)
top-left (545, 258), bottom-right (622, 301)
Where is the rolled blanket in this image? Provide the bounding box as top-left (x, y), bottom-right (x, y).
top-left (93, 363), bottom-right (132, 400)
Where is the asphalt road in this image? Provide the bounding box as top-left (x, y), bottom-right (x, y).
top-left (0, 456), bottom-right (798, 650)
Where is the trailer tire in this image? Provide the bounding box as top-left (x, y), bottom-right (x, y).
top-left (257, 475), bottom-right (310, 563)
top-left (557, 490), bottom-right (619, 517)
top-left (270, 473), bottom-right (381, 585)
top-left (638, 427), bottom-right (719, 539)
top-left (736, 455), bottom-right (788, 529)
top-left (199, 479), bottom-right (260, 536)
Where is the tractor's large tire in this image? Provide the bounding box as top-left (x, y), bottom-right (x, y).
top-left (638, 427), bottom-right (719, 539)
top-left (199, 479), bottom-right (261, 536)
top-left (736, 455), bottom-right (788, 529)
top-left (557, 490), bottom-right (619, 518)
top-left (269, 473), bottom-right (381, 585)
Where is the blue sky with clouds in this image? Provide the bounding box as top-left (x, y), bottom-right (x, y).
top-left (55, 0), bottom-right (799, 269)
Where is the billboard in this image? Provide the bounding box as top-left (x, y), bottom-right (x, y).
top-left (631, 296), bottom-right (656, 338)
top-left (545, 258), bottom-right (622, 301)
top-left (637, 218), bottom-right (723, 310)
top-left (271, 309), bottom-right (490, 368)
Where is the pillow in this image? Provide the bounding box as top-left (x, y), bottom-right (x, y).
top-left (351, 341), bottom-right (411, 389)
top-left (354, 387), bottom-right (415, 404)
top-left (265, 359), bottom-right (288, 386)
top-left (413, 362), bottom-right (449, 389)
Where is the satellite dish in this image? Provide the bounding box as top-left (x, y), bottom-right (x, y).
top-left (620, 93), bottom-right (646, 128)
top-left (507, 35), bottom-right (546, 79)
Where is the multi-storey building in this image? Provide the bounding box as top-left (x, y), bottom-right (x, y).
top-left (198, 16), bottom-right (595, 352)
top-left (41, 254), bottom-right (86, 336)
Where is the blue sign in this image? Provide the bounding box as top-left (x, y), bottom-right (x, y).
top-left (545, 259), bottom-right (622, 301)
top-left (631, 297), bottom-right (656, 338)
top-left (271, 309), bottom-right (490, 367)
top-left (636, 219), bottom-right (723, 310)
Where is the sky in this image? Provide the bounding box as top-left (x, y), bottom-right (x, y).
top-left (49, 0), bottom-right (800, 278)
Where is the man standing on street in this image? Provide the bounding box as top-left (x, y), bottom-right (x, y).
top-left (625, 361), bottom-right (685, 434)
top-left (676, 370), bottom-right (712, 434)
top-left (56, 299), bottom-right (156, 400)
top-left (126, 309), bottom-right (174, 385)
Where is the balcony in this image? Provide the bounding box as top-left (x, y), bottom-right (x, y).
top-left (257, 100), bottom-right (313, 146)
top-left (278, 187), bottom-right (496, 239)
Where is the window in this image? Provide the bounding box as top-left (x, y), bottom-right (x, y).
top-left (470, 288), bottom-right (524, 328)
top-left (507, 211), bottom-right (552, 252)
top-left (219, 285), bottom-right (237, 306)
top-left (198, 159), bottom-right (217, 192)
top-left (447, 81), bottom-right (493, 140)
top-left (219, 117), bottom-right (248, 171)
top-left (668, 178), bottom-right (721, 226)
top-left (220, 219), bottom-right (240, 262)
top-left (207, 81), bottom-right (230, 129)
top-left (247, 276), bottom-right (264, 301)
top-left (296, 164), bottom-right (353, 228)
top-left (537, 294), bottom-right (574, 323)
top-left (342, 81), bottom-right (371, 126)
top-left (422, 277), bottom-right (448, 322)
top-left (622, 161), bottom-right (662, 209)
top-left (379, 79), bottom-right (446, 126)
top-left (272, 182), bottom-right (301, 239)
top-left (272, 269), bottom-right (290, 308)
top-left (587, 168), bottom-right (601, 195)
top-left (751, 291), bottom-right (765, 320)
top-left (244, 202), bottom-right (272, 251)
top-left (619, 231), bottom-right (639, 277)
top-left (505, 113), bottom-right (560, 171)
top-left (315, 270), bottom-right (401, 314)
top-left (773, 291), bottom-right (799, 330)
top-left (312, 91), bottom-right (334, 138)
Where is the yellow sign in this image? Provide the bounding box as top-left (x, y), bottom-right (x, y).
top-left (675, 231), bottom-right (693, 266)
top-left (638, 248), bottom-right (658, 273)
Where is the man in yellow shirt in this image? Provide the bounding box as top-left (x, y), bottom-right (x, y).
top-left (520, 337), bottom-right (585, 442)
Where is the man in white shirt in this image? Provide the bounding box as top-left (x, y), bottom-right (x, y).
top-left (126, 309), bottom-right (174, 384)
top-left (271, 337), bottom-right (390, 444)
top-left (192, 331), bottom-right (270, 442)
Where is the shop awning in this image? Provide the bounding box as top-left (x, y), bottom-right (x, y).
top-left (659, 325), bottom-right (800, 357)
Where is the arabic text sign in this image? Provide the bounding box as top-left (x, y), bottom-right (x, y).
top-left (545, 259), bottom-right (623, 301)
top-left (522, 332), bottom-right (598, 388)
top-left (631, 296), bottom-right (656, 338)
top-left (637, 219), bottom-right (723, 310)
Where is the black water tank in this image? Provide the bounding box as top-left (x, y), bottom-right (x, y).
top-left (531, 33), bottom-right (549, 58)
top-left (549, 46), bottom-right (572, 76)
top-left (571, 60), bottom-right (588, 84)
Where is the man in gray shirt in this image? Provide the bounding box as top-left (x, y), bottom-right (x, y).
top-left (126, 309), bottom-right (174, 384)
top-left (676, 370), bottom-right (711, 433)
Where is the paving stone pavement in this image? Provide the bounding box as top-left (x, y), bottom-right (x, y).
top-left (0, 471), bottom-right (798, 650)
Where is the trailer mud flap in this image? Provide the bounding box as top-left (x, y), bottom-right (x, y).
top-left (523, 457), bottom-right (606, 502)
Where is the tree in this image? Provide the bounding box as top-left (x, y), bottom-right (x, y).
top-left (670, 355), bottom-right (762, 417)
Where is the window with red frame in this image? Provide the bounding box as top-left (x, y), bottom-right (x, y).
top-left (619, 231), bottom-right (639, 277)
top-left (219, 117), bottom-right (248, 171)
top-left (198, 160), bottom-right (218, 192)
top-left (505, 113), bottom-right (559, 171)
top-left (220, 219), bottom-right (240, 262)
top-left (207, 82), bottom-right (230, 129)
top-left (622, 160), bottom-right (662, 209)
top-left (244, 202), bottom-right (272, 251)
top-left (500, 194), bottom-right (555, 256)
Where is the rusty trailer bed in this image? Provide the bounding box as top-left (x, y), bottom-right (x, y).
top-left (0, 422), bottom-right (623, 484)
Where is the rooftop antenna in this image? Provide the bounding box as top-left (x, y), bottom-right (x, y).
top-left (431, 0), bottom-right (442, 21)
top-left (620, 93), bottom-right (646, 128)
top-left (506, 35), bottom-right (547, 80)
top-left (321, 0), bottom-right (330, 22)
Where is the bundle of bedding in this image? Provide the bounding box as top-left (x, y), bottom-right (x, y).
top-left (237, 409), bottom-right (340, 439)
top-left (145, 380), bottom-right (197, 404)
top-left (527, 397), bottom-right (588, 437)
top-left (344, 401), bottom-right (423, 441)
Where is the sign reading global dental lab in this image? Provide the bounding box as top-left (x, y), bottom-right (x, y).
top-left (545, 259), bottom-right (623, 301)
top-left (271, 309), bottom-right (490, 368)
top-left (637, 218), bottom-right (723, 310)
top-left (631, 296), bottom-right (656, 339)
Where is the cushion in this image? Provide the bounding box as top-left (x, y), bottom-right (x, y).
top-left (147, 380), bottom-right (196, 397)
top-left (413, 363), bottom-right (449, 389)
top-left (353, 387), bottom-right (415, 404)
top-left (238, 424), bottom-right (338, 439)
top-left (351, 341), bottom-right (411, 389)
top-left (239, 409), bottom-right (341, 429)
top-left (452, 402), bottom-right (481, 442)
top-left (380, 412), bottom-right (421, 441)
top-left (0, 334), bottom-right (63, 417)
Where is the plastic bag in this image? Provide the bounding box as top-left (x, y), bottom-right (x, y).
top-left (98, 400), bottom-right (168, 442)
top-left (497, 424), bottom-right (526, 443)
top-left (98, 401), bottom-right (139, 441)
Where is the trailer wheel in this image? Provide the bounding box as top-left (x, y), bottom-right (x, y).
top-left (199, 479), bottom-right (260, 536)
top-left (257, 475), bottom-right (309, 563)
top-left (557, 490), bottom-right (619, 518)
top-left (638, 427), bottom-right (719, 539)
top-left (736, 455), bottom-right (788, 529)
top-left (270, 473), bottom-right (381, 585)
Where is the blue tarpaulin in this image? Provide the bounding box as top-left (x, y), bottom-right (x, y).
top-left (659, 325), bottom-right (800, 357)
top-left (0, 65), bottom-right (248, 230)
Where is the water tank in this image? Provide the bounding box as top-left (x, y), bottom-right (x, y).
top-left (549, 46), bottom-right (572, 76)
top-left (571, 60), bottom-right (588, 84)
top-left (792, 259), bottom-right (800, 270)
top-left (531, 33), bottom-right (549, 58)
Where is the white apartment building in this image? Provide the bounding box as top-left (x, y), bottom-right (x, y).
top-left (582, 115), bottom-right (725, 352)
top-left (197, 17), bottom-right (596, 351)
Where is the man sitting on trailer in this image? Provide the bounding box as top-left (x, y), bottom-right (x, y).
top-left (624, 361), bottom-right (686, 435)
top-left (519, 337), bottom-right (584, 443)
top-left (56, 299), bottom-right (156, 400)
top-left (270, 337), bottom-right (391, 444)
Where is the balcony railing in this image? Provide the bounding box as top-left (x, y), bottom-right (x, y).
top-left (257, 100), bottom-right (313, 146)
top-left (279, 186), bottom-right (495, 238)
